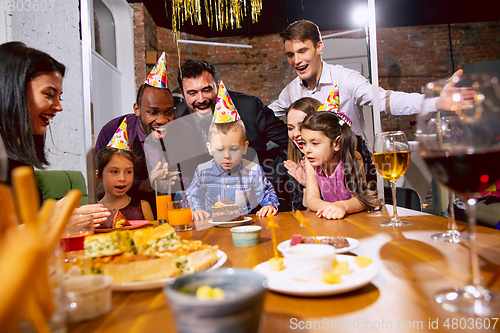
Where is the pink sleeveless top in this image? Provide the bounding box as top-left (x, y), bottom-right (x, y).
top-left (315, 161), bottom-right (352, 203)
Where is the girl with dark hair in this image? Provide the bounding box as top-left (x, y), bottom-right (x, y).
top-left (0, 41), bottom-right (110, 224)
top-left (301, 112), bottom-right (380, 219)
top-left (96, 147), bottom-right (154, 222)
top-left (284, 97), bottom-right (321, 210)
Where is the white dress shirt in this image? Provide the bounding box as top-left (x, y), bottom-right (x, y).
top-left (268, 61), bottom-right (424, 137)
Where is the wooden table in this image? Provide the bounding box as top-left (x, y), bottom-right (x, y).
top-left (69, 208), bottom-right (500, 333)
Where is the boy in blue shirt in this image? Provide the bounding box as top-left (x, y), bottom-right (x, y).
top-left (187, 81), bottom-right (278, 220)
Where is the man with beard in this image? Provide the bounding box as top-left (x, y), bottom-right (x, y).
top-left (96, 53), bottom-right (192, 214)
top-left (174, 59), bottom-right (291, 210)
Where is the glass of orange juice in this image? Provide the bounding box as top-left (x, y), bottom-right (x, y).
top-left (155, 180), bottom-right (172, 225)
top-left (167, 199), bottom-right (193, 231)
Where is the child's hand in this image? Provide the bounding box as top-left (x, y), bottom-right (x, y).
top-left (316, 202), bottom-right (347, 220)
top-left (256, 205), bottom-right (278, 217)
top-left (193, 210), bottom-right (210, 220)
top-left (284, 159), bottom-right (306, 187)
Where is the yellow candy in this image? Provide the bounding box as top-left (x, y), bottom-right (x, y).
top-left (333, 261), bottom-right (350, 276)
top-left (354, 255), bottom-right (372, 268)
top-left (269, 257), bottom-right (284, 271)
top-left (212, 288), bottom-right (225, 300)
top-left (321, 271), bottom-right (342, 284)
top-left (196, 285), bottom-right (214, 300)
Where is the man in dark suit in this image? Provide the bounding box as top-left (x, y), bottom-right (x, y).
top-left (174, 59), bottom-right (291, 210)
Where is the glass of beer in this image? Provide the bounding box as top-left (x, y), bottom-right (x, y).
top-left (61, 214), bottom-right (94, 262)
top-left (155, 179), bottom-right (172, 225)
top-left (167, 199), bottom-right (193, 231)
top-left (372, 131), bottom-right (411, 227)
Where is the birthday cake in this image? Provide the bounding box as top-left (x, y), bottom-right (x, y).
top-left (211, 198), bottom-right (244, 222)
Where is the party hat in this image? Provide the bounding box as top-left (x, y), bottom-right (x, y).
top-left (335, 112), bottom-right (352, 127)
top-left (144, 52), bottom-right (168, 89)
top-left (107, 118), bottom-right (130, 150)
top-left (212, 81), bottom-right (240, 123)
top-left (317, 84), bottom-right (339, 112)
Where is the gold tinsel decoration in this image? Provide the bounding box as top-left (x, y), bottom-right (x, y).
top-left (170, 0), bottom-right (263, 35)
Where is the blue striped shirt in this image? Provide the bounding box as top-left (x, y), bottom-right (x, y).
top-left (186, 159), bottom-right (279, 214)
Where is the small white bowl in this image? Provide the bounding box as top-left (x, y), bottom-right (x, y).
top-left (65, 275), bottom-right (113, 322)
top-left (230, 226), bottom-right (262, 246)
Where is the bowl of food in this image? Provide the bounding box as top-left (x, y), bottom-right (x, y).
top-left (164, 268), bottom-right (267, 333)
top-left (229, 226), bottom-right (262, 246)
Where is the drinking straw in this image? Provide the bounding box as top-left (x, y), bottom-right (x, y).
top-left (266, 215), bottom-right (279, 259)
top-left (159, 137), bottom-right (185, 191)
top-left (294, 210), bottom-right (321, 244)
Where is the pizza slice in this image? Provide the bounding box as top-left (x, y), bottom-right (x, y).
top-left (113, 210), bottom-right (131, 228)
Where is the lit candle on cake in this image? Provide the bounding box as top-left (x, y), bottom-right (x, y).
top-left (266, 215), bottom-right (284, 271)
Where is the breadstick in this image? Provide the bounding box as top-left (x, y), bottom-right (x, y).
top-left (31, 263), bottom-right (55, 319)
top-left (0, 228), bottom-right (44, 331)
top-left (44, 189), bottom-right (82, 253)
top-left (0, 184), bottom-right (19, 241)
top-left (25, 295), bottom-right (51, 333)
top-left (12, 166), bottom-right (40, 228)
top-left (37, 199), bottom-right (56, 229)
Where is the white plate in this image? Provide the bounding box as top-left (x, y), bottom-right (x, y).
top-left (252, 255), bottom-right (378, 297)
top-left (208, 216), bottom-right (253, 228)
top-left (112, 250), bottom-right (227, 291)
top-left (277, 237), bottom-right (360, 254)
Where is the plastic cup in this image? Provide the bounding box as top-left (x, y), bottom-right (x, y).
top-left (167, 199), bottom-right (193, 231)
top-left (155, 180), bottom-right (172, 225)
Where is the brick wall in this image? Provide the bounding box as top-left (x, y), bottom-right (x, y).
top-left (8, 0), bottom-right (87, 174)
top-left (131, 15), bottom-right (500, 138)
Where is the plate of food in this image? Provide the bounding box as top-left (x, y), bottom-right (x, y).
top-left (253, 254), bottom-right (378, 297)
top-left (82, 224), bottom-right (226, 291)
top-left (112, 250), bottom-right (227, 291)
top-left (94, 220), bottom-right (153, 233)
top-left (277, 235), bottom-right (359, 254)
top-left (208, 216), bottom-right (253, 228)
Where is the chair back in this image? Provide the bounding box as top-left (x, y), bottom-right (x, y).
top-left (35, 170), bottom-right (89, 206)
top-left (384, 186), bottom-right (422, 211)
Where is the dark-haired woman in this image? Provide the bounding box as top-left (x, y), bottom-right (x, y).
top-left (0, 41), bottom-right (109, 223)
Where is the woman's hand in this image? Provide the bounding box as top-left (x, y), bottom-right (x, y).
top-left (192, 209), bottom-right (210, 220)
top-left (72, 204), bottom-right (110, 227)
top-left (316, 202), bottom-right (347, 220)
top-left (256, 205), bottom-right (278, 217)
top-left (284, 159), bottom-right (306, 186)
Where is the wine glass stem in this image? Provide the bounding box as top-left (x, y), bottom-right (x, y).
top-left (447, 192), bottom-right (458, 231)
top-left (391, 180), bottom-right (399, 221)
top-left (466, 198), bottom-right (483, 287)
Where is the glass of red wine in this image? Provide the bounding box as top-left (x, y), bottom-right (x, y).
top-left (424, 117), bottom-right (468, 243)
top-left (417, 72), bottom-right (500, 316)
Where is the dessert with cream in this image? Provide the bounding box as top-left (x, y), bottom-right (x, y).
top-left (283, 244), bottom-right (335, 281)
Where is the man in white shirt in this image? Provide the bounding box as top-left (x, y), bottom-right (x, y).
top-left (269, 20), bottom-right (462, 188)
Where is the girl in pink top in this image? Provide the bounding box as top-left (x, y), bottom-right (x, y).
top-left (301, 112), bottom-right (380, 219)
